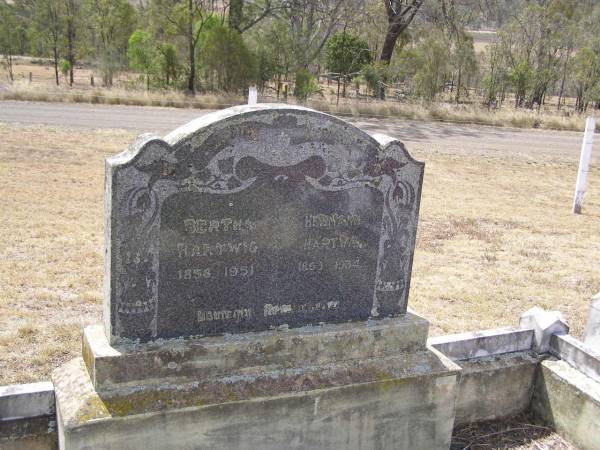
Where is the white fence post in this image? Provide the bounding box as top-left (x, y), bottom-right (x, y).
top-left (572, 116), bottom-right (596, 214)
top-left (248, 86), bottom-right (258, 105)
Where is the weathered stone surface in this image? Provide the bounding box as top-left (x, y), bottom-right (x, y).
top-left (584, 292), bottom-right (600, 349)
top-left (54, 331), bottom-right (460, 450)
top-left (428, 327), bottom-right (534, 361)
top-left (549, 333), bottom-right (600, 383)
top-left (83, 313), bottom-right (429, 390)
top-left (532, 358), bottom-right (600, 450)
top-left (0, 382), bottom-right (55, 421)
top-left (452, 351), bottom-right (539, 426)
top-left (519, 306), bottom-right (569, 353)
top-left (105, 104), bottom-right (424, 342)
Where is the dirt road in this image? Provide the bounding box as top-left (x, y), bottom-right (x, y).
top-left (0, 100), bottom-right (590, 162)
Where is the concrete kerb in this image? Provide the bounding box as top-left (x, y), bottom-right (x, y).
top-left (0, 382), bottom-right (55, 421)
top-left (549, 334), bottom-right (600, 383)
top-left (428, 327), bottom-right (534, 360)
top-left (0, 382), bottom-right (57, 449)
top-left (584, 292), bottom-right (600, 349)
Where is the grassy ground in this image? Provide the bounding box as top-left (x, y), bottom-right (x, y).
top-left (0, 122), bottom-right (598, 386)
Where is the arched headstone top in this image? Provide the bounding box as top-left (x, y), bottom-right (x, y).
top-left (105, 104), bottom-right (424, 343)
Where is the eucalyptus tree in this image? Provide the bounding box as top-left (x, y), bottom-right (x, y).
top-left (378, 0), bottom-right (424, 98)
top-left (149, 0), bottom-right (223, 93)
top-left (0, 0), bottom-right (19, 81)
top-left (21, 0), bottom-right (65, 85)
top-left (86, 0), bottom-right (137, 87)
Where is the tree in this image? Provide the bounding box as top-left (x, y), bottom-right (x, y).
top-left (28, 0), bottom-right (64, 86)
top-left (481, 43), bottom-right (509, 108)
top-left (64, 0), bottom-right (82, 86)
top-left (157, 43), bottom-right (179, 87)
top-left (436, 0), bottom-right (478, 103)
top-left (378, 0), bottom-right (424, 98)
top-left (149, 0), bottom-right (222, 93)
top-left (0, 1), bottom-right (19, 82)
top-left (228, 0), bottom-right (278, 33)
top-left (294, 68), bottom-right (321, 101)
top-left (325, 31), bottom-right (371, 102)
top-left (199, 25), bottom-right (257, 92)
top-left (413, 31), bottom-right (450, 101)
top-left (284, 0), bottom-right (357, 70)
top-left (87, 0), bottom-right (137, 87)
top-left (128, 30), bottom-right (157, 90)
top-left (571, 47), bottom-right (600, 112)
top-left (452, 31), bottom-right (477, 103)
top-left (509, 59), bottom-right (533, 108)
top-left (59, 58), bottom-right (70, 80)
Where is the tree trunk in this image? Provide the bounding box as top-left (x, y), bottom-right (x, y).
top-left (455, 68), bottom-right (461, 103)
top-left (378, 25), bottom-right (403, 100)
top-left (557, 49), bottom-right (570, 111)
top-left (53, 46), bottom-right (59, 86)
top-left (229, 0), bottom-right (243, 32)
top-left (187, 0), bottom-right (195, 93)
top-left (6, 54), bottom-right (14, 82)
top-left (378, 0), bottom-right (424, 100)
top-left (67, 21), bottom-right (75, 86)
top-left (65, 0), bottom-right (76, 87)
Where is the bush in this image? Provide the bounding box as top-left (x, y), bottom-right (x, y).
top-left (59, 59), bottom-right (71, 78)
top-left (294, 69), bottom-right (321, 101)
top-left (200, 26), bottom-right (257, 93)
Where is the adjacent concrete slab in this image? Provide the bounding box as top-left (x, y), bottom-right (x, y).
top-left (584, 292), bottom-right (600, 349)
top-left (453, 351), bottom-right (539, 426)
top-left (532, 358), bottom-right (600, 450)
top-left (0, 382), bottom-right (56, 450)
top-left (428, 327), bottom-right (533, 360)
top-left (550, 333), bottom-right (600, 383)
top-left (0, 382), bottom-right (55, 420)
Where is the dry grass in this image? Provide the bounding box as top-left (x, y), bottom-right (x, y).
top-left (2, 82), bottom-right (593, 132)
top-left (1, 79), bottom-right (243, 110)
top-left (0, 124), bottom-right (133, 384)
top-left (2, 58), bottom-right (597, 132)
top-left (0, 122), bottom-right (599, 386)
top-left (451, 414), bottom-right (578, 449)
top-left (309, 99), bottom-right (596, 132)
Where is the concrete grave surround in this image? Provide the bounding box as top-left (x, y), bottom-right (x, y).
top-left (47, 105), bottom-right (471, 450)
top-left (105, 104), bottom-right (424, 343)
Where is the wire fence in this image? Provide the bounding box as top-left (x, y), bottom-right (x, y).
top-left (1, 73), bottom-right (598, 132)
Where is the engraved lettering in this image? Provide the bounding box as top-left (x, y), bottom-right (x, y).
top-left (304, 214), bottom-right (361, 228)
top-left (177, 241), bottom-right (258, 257)
top-left (183, 218), bottom-right (256, 234)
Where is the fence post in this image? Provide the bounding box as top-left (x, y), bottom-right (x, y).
top-left (248, 85), bottom-right (257, 105)
top-left (572, 116), bottom-right (596, 214)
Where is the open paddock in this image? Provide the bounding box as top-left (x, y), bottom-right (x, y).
top-left (0, 120), bottom-right (598, 385)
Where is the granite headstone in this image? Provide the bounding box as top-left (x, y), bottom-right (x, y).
top-left (105, 104), bottom-right (424, 342)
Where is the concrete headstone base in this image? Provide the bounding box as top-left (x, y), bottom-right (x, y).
top-left (52, 314), bottom-right (461, 450)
